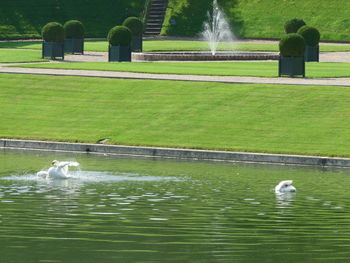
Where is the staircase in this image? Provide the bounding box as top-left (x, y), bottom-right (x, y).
top-left (144, 0), bottom-right (168, 36)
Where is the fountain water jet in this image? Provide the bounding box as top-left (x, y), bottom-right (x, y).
top-left (201, 0), bottom-right (235, 55)
top-left (132, 0), bottom-right (278, 61)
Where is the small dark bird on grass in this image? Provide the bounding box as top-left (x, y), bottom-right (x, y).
top-left (96, 138), bottom-right (109, 144)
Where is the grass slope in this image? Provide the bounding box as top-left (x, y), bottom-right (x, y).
top-left (0, 0), bottom-right (145, 39)
top-left (162, 0), bottom-right (350, 41)
top-left (1, 73), bottom-right (350, 157)
top-left (16, 61), bottom-right (350, 78)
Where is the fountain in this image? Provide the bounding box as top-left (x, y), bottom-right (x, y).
top-left (133, 0), bottom-right (278, 62)
top-left (201, 0), bottom-right (235, 55)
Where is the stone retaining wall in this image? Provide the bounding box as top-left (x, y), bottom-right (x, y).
top-left (1, 139), bottom-right (350, 167)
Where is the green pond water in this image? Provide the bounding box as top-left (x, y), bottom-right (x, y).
top-left (1, 149), bottom-right (350, 262)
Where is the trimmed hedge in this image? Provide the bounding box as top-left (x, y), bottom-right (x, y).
top-left (64, 20), bottom-right (85, 39)
top-left (297, 25), bottom-right (320, 46)
top-left (108, 26), bottom-right (132, 46)
top-left (42, 22), bottom-right (65, 42)
top-left (122, 17), bottom-right (143, 36)
top-left (0, 0), bottom-right (145, 40)
top-left (279, 33), bottom-right (306, 57)
top-left (284, 18), bottom-right (306, 33)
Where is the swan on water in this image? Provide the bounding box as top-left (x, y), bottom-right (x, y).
top-left (36, 160), bottom-right (80, 179)
top-left (275, 180), bottom-right (296, 193)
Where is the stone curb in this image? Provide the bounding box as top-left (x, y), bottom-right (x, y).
top-left (1, 139), bottom-right (350, 167)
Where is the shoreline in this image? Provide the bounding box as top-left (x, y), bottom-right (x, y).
top-left (1, 139), bottom-right (350, 168)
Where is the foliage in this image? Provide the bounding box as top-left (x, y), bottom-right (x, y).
top-left (107, 26), bottom-right (132, 46)
top-left (284, 18), bottom-right (306, 33)
top-left (64, 20), bottom-right (85, 39)
top-left (122, 17), bottom-right (143, 36)
top-left (41, 22), bottom-right (65, 42)
top-left (297, 25), bottom-right (320, 46)
top-left (0, 0), bottom-right (145, 39)
top-left (279, 33), bottom-right (305, 57)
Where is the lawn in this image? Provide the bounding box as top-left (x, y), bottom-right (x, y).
top-left (15, 61), bottom-right (350, 78)
top-left (1, 40), bottom-right (350, 52)
top-left (0, 49), bottom-right (47, 63)
top-left (1, 73), bottom-right (350, 157)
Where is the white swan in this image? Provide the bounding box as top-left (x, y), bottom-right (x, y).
top-left (37, 160), bottom-right (80, 179)
top-left (275, 180), bottom-right (296, 193)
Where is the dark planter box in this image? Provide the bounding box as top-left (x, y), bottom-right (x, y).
top-left (64, 38), bottom-right (84, 54)
top-left (131, 35), bottom-right (142, 52)
top-left (278, 56), bottom-right (305, 77)
top-left (304, 45), bottom-right (319, 62)
top-left (108, 45), bottom-right (131, 62)
top-left (42, 41), bottom-right (64, 60)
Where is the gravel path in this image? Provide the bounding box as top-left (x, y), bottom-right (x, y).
top-left (1, 66), bottom-right (350, 87)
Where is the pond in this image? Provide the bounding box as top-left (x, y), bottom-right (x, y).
top-left (1, 149), bottom-right (350, 262)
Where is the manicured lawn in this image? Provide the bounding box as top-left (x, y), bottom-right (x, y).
top-left (0, 49), bottom-right (47, 63)
top-left (1, 73), bottom-right (350, 157)
top-left (15, 61), bottom-right (350, 78)
top-left (1, 40), bottom-right (350, 52)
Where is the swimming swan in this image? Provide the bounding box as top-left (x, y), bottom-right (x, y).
top-left (275, 180), bottom-right (296, 193)
top-left (37, 160), bottom-right (80, 179)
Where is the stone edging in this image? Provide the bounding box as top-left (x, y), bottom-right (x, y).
top-left (1, 139), bottom-right (350, 167)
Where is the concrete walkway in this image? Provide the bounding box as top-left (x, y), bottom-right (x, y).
top-left (1, 64), bottom-right (350, 87)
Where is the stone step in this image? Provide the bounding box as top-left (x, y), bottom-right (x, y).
top-left (144, 0), bottom-right (169, 36)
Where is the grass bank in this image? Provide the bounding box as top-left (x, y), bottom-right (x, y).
top-left (16, 62), bottom-right (350, 78)
top-left (1, 40), bottom-right (350, 53)
top-left (1, 73), bottom-right (350, 157)
top-left (162, 0), bottom-right (350, 41)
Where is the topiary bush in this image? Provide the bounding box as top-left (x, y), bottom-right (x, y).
top-left (284, 18), bottom-right (306, 34)
top-left (107, 26), bottom-right (132, 46)
top-left (64, 20), bottom-right (85, 39)
top-left (122, 17), bottom-right (143, 36)
top-left (42, 22), bottom-right (65, 42)
top-left (279, 33), bottom-right (306, 57)
top-left (297, 25), bottom-right (320, 46)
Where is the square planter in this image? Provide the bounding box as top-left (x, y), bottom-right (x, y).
top-left (305, 45), bottom-right (319, 62)
top-left (42, 41), bottom-right (64, 60)
top-left (278, 56), bottom-right (305, 77)
top-left (131, 35), bottom-right (142, 52)
top-left (108, 45), bottom-right (131, 62)
top-left (64, 38), bottom-right (84, 54)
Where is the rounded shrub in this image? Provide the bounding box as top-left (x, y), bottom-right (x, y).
top-left (279, 33), bottom-right (306, 57)
top-left (64, 20), bottom-right (85, 39)
top-left (284, 18), bottom-right (306, 33)
top-left (107, 26), bottom-right (132, 46)
top-left (42, 22), bottom-right (65, 42)
top-left (297, 25), bottom-right (320, 46)
top-left (122, 17), bottom-right (143, 36)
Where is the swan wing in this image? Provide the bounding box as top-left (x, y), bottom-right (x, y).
top-left (58, 161), bottom-right (80, 168)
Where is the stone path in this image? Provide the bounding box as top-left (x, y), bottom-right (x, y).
top-left (1, 65), bottom-right (350, 87)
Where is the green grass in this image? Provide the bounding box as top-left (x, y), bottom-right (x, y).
top-left (1, 40), bottom-right (350, 52)
top-left (1, 73), bottom-right (350, 157)
top-left (163, 0), bottom-right (350, 41)
top-left (15, 61), bottom-right (350, 78)
top-left (0, 49), bottom-right (47, 63)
